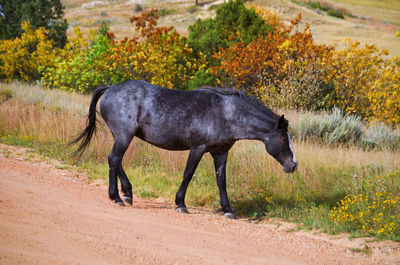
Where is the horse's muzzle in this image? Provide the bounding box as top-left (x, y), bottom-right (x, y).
top-left (283, 161), bottom-right (298, 173)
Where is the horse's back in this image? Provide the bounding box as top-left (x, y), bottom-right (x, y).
top-left (100, 80), bottom-right (234, 150)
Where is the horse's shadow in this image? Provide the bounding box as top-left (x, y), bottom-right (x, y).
top-left (231, 191), bottom-right (348, 221)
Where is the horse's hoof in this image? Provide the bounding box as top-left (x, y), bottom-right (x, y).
top-left (176, 207), bottom-right (189, 214)
top-left (123, 196), bottom-right (132, 205)
top-left (224, 212), bottom-right (237, 219)
top-left (114, 201), bottom-right (125, 207)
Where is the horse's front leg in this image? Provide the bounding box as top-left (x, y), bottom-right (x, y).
top-left (211, 151), bottom-right (236, 219)
top-left (175, 147), bottom-right (205, 213)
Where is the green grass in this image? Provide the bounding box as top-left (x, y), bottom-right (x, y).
top-left (1, 82), bottom-right (400, 241)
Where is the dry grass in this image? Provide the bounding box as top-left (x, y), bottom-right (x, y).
top-left (0, 82), bottom-right (90, 114)
top-left (334, 0), bottom-right (400, 11)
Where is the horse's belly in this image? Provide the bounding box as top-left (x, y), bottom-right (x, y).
top-left (135, 127), bottom-right (190, 151)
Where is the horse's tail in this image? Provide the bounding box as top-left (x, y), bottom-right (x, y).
top-left (70, 84), bottom-right (109, 155)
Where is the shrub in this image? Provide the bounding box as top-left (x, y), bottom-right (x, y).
top-left (322, 40), bottom-right (400, 126)
top-left (326, 9), bottom-right (344, 19)
top-left (212, 9), bottom-right (333, 103)
top-left (187, 5), bottom-right (197, 13)
top-left (42, 27), bottom-right (111, 93)
top-left (187, 0), bottom-right (272, 63)
top-left (294, 109), bottom-right (400, 150)
top-left (134, 4), bottom-right (143, 12)
top-left (42, 10), bottom-right (204, 92)
top-left (296, 108), bottom-right (363, 146)
top-left (156, 8), bottom-right (174, 16)
top-left (362, 123), bottom-right (400, 151)
top-left (0, 21), bottom-right (59, 82)
top-left (262, 59), bottom-right (334, 111)
top-left (187, 69), bottom-right (217, 90)
top-left (102, 10), bottom-right (205, 90)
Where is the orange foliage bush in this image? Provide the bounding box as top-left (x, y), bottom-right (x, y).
top-left (212, 10), bottom-right (333, 110)
top-left (211, 7), bottom-right (399, 125)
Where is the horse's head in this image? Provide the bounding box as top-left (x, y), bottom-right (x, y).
top-left (264, 115), bottom-right (298, 173)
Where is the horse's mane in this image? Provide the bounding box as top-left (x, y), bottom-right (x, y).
top-left (199, 86), bottom-right (281, 122)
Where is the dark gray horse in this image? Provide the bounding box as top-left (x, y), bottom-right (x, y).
top-left (73, 80), bottom-right (297, 219)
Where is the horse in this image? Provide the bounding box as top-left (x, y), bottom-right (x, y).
top-left (72, 80), bottom-right (297, 219)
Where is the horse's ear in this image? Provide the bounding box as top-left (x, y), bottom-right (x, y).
top-left (276, 115), bottom-right (288, 130)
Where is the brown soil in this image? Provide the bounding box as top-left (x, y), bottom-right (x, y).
top-left (0, 143), bottom-right (399, 265)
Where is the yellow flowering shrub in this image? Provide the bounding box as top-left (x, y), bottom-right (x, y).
top-left (330, 190), bottom-right (400, 239)
top-left (0, 21), bottom-right (59, 82)
top-left (322, 40), bottom-right (400, 126)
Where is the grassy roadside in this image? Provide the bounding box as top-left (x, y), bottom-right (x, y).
top-left (1, 83), bottom-right (399, 241)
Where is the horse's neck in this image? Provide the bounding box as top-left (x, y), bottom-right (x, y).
top-left (233, 112), bottom-right (276, 141)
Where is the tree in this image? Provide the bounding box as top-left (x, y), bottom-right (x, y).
top-left (0, 0), bottom-right (68, 47)
top-left (187, 0), bottom-right (272, 64)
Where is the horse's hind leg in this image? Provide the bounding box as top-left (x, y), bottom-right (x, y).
top-left (118, 162), bottom-right (133, 205)
top-left (108, 135), bottom-right (133, 205)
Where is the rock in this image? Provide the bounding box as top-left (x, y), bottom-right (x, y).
top-left (82, 1), bottom-right (109, 9)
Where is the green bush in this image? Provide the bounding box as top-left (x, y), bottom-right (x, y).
top-left (42, 32), bottom-right (112, 93)
top-left (187, 5), bottom-right (197, 13)
top-left (187, 0), bottom-right (272, 63)
top-left (187, 69), bottom-right (217, 90)
top-left (327, 9), bottom-right (344, 19)
top-left (134, 4), bottom-right (143, 12)
top-left (156, 8), bottom-right (174, 16)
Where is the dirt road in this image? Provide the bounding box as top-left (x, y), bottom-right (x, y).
top-left (0, 144), bottom-right (399, 265)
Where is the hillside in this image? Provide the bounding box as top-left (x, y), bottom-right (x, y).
top-left (63, 0), bottom-right (400, 56)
